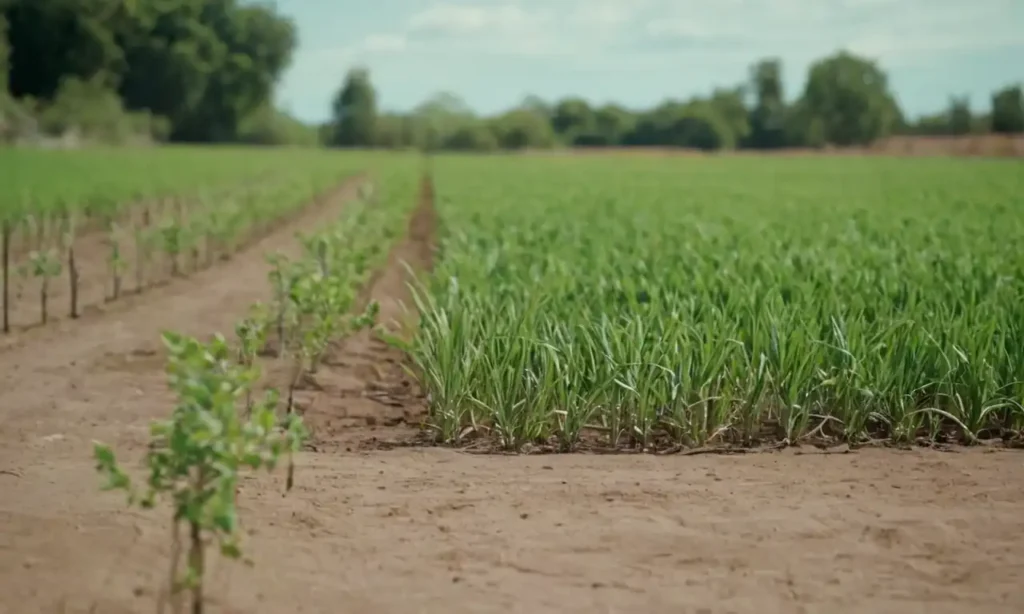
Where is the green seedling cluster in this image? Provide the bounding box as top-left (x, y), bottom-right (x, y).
top-left (409, 155), bottom-right (1024, 451)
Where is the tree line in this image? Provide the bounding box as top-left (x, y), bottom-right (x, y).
top-left (0, 0), bottom-right (315, 145)
top-left (328, 53), bottom-right (1024, 152)
top-left (1, 2), bottom-right (1022, 149)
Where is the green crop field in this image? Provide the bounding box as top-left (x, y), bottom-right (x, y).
top-left (407, 155), bottom-right (1024, 450)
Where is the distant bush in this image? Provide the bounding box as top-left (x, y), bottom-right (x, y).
top-left (444, 124), bottom-right (499, 151)
top-left (0, 93), bottom-right (39, 143)
top-left (490, 109), bottom-right (556, 150)
top-left (35, 74), bottom-right (169, 145)
top-left (622, 102), bottom-right (736, 151)
top-left (237, 104), bottom-right (321, 147)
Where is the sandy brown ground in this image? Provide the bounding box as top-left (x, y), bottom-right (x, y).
top-left (1, 176), bottom-right (1023, 614)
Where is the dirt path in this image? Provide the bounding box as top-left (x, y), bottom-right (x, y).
top-left (1, 175), bottom-right (1023, 614)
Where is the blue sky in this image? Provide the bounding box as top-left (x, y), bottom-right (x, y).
top-left (272, 0), bottom-right (1024, 123)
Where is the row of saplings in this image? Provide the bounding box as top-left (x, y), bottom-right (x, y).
top-left (1, 177), bottom-right (306, 333)
top-left (93, 187), bottom-right (383, 614)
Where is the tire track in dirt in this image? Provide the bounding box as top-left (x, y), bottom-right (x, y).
top-left (290, 173), bottom-right (436, 448)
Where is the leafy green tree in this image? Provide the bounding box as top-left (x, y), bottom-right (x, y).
top-left (237, 103), bottom-right (319, 146)
top-left (623, 101), bottom-right (734, 150)
top-left (675, 103), bottom-right (735, 150)
top-left (373, 113), bottom-right (415, 149)
top-left (2, 0), bottom-right (296, 143)
top-left (409, 92), bottom-right (476, 150)
top-left (444, 122), bottom-right (498, 151)
top-left (902, 111), bottom-right (953, 136)
top-left (571, 104), bottom-right (634, 146)
top-left (491, 107), bottom-right (555, 150)
top-left (801, 51), bottom-right (901, 146)
top-left (38, 72), bottom-right (169, 143)
top-left (4, 0), bottom-right (122, 100)
top-left (622, 102), bottom-right (683, 146)
top-left (162, 2), bottom-right (298, 142)
top-left (748, 59), bottom-right (787, 148)
top-left (0, 13), bottom-right (9, 93)
top-left (948, 96), bottom-right (972, 135)
top-left (708, 87), bottom-right (750, 148)
top-left (328, 67), bottom-right (377, 147)
top-left (551, 97), bottom-right (595, 143)
top-left (991, 85), bottom-right (1023, 134)
top-left (783, 99), bottom-right (826, 148)
top-left (518, 95), bottom-right (551, 119)
top-left (591, 104), bottom-right (633, 145)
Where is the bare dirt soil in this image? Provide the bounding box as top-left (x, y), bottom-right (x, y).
top-left (1, 176), bottom-right (1023, 614)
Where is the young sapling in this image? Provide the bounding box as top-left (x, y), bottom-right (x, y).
top-left (93, 331), bottom-right (307, 614)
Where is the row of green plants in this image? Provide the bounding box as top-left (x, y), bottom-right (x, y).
top-left (407, 155), bottom-right (1024, 451)
top-left (93, 165), bottom-right (419, 613)
top-left (2, 152), bottom-right (361, 331)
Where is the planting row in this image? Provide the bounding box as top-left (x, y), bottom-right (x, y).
top-left (93, 162), bottom-right (420, 613)
top-left (1, 153), bottom-right (364, 331)
top-left (409, 156), bottom-right (1024, 450)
